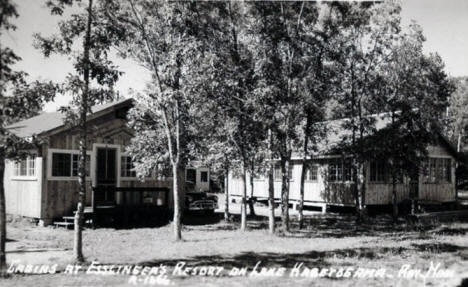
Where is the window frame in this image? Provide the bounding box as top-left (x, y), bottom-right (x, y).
top-left (48, 149), bottom-right (92, 181)
top-left (327, 158), bottom-right (353, 183)
top-left (369, 160), bottom-right (387, 183)
top-left (274, 164), bottom-right (282, 181)
top-left (12, 154), bottom-right (37, 180)
top-left (423, 157), bottom-right (452, 184)
top-left (200, 171), bottom-right (209, 183)
top-left (120, 155), bottom-right (137, 179)
top-left (305, 164), bottom-right (318, 182)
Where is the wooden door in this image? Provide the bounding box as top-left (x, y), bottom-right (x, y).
top-left (96, 147), bottom-right (117, 203)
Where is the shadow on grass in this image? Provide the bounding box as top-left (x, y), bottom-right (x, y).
top-left (411, 242), bottom-right (468, 253)
top-left (224, 212), bottom-right (465, 240)
top-left (136, 244), bottom-right (455, 271)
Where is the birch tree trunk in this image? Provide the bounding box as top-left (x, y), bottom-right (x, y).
top-left (392, 172), bottom-right (398, 222)
top-left (298, 160), bottom-right (307, 229)
top-left (172, 164), bottom-right (182, 241)
top-left (268, 161), bottom-right (275, 235)
top-left (0, 157), bottom-right (6, 275)
top-left (74, 0), bottom-right (93, 263)
top-left (224, 169), bottom-right (230, 222)
top-left (281, 158), bottom-right (290, 232)
top-left (248, 164), bottom-right (256, 216)
top-left (240, 163), bottom-right (247, 231)
top-left (355, 161), bottom-right (366, 221)
top-left (267, 130), bottom-right (275, 235)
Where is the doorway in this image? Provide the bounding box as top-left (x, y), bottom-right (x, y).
top-left (95, 147), bottom-right (117, 203)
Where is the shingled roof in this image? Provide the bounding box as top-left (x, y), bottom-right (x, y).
top-left (7, 98), bottom-right (133, 138)
top-left (294, 112), bottom-right (458, 159)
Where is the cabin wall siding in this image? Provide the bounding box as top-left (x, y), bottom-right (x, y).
top-left (366, 184), bottom-right (409, 205)
top-left (228, 143), bottom-right (457, 206)
top-left (4, 157), bottom-right (42, 218)
top-left (42, 114), bottom-right (177, 220)
top-left (228, 163), bottom-right (353, 205)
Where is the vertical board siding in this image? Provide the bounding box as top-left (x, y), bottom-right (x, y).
top-left (229, 151), bottom-right (456, 206)
top-left (365, 183), bottom-right (409, 205)
top-left (5, 157), bottom-right (42, 218)
top-left (45, 180), bottom-right (92, 219)
top-left (419, 183), bottom-right (455, 202)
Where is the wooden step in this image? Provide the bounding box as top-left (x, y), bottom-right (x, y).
top-left (62, 216), bottom-right (75, 222)
top-left (73, 207), bottom-right (94, 214)
top-left (54, 222), bottom-right (74, 228)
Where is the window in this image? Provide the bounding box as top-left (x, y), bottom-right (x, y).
top-left (288, 164), bottom-right (294, 181)
top-left (305, 165), bottom-right (318, 181)
top-left (424, 158), bottom-right (452, 183)
top-left (444, 158), bottom-right (452, 183)
top-left (343, 160), bottom-right (352, 181)
top-left (200, 171), bottom-right (208, 183)
top-left (52, 153), bottom-right (72, 177)
top-left (186, 169), bottom-right (196, 183)
top-left (328, 159), bottom-right (352, 182)
top-left (121, 156), bottom-right (136, 177)
top-left (72, 154), bottom-right (90, 177)
top-left (370, 160), bottom-right (386, 182)
top-left (273, 164), bottom-right (293, 181)
top-left (253, 172), bottom-right (263, 180)
top-left (13, 155), bottom-right (36, 177)
top-left (328, 159), bottom-right (342, 182)
top-left (274, 164), bottom-right (281, 181)
top-left (51, 151), bottom-right (91, 178)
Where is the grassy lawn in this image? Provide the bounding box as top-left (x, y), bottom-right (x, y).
top-left (1, 209), bottom-right (468, 287)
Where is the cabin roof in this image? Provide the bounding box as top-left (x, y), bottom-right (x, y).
top-left (297, 112), bottom-right (458, 159)
top-left (7, 98), bottom-right (133, 138)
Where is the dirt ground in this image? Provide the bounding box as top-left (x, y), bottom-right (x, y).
top-left (1, 207), bottom-right (468, 287)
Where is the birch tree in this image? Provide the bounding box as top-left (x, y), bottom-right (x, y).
top-left (374, 24), bottom-right (454, 220)
top-left (35, 0), bottom-right (123, 261)
top-left (330, 1), bottom-right (403, 220)
top-left (246, 1), bottom-right (321, 232)
top-left (105, 0), bottom-right (218, 240)
top-left (191, 1), bottom-right (265, 231)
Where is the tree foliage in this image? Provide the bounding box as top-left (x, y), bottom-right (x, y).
top-left (0, 0), bottom-right (57, 274)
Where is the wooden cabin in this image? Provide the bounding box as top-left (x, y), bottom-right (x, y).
top-left (228, 115), bottom-right (458, 212)
top-left (4, 98), bottom-right (210, 226)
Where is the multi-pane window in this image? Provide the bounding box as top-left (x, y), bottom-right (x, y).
top-left (328, 159), bottom-right (352, 182)
top-left (52, 152), bottom-right (90, 177)
top-left (370, 160), bottom-right (386, 182)
top-left (274, 164), bottom-right (282, 181)
top-left (305, 165), bottom-right (318, 181)
top-left (424, 158), bottom-right (452, 183)
top-left (328, 159), bottom-right (342, 181)
top-left (72, 154), bottom-right (90, 177)
top-left (343, 160), bottom-right (352, 181)
top-left (13, 155), bottom-right (36, 177)
top-left (273, 163), bottom-right (294, 181)
top-left (200, 171), bottom-right (208, 182)
top-left (52, 153), bottom-right (72, 177)
top-left (120, 156), bottom-right (136, 177)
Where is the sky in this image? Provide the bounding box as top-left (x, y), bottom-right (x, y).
top-left (2, 0), bottom-right (468, 112)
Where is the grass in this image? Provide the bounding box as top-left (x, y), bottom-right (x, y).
top-left (2, 210), bottom-right (468, 287)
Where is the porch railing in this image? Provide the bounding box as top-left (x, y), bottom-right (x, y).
top-left (91, 186), bottom-right (170, 227)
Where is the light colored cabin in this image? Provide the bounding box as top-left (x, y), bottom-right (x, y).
top-left (228, 116), bottom-right (457, 212)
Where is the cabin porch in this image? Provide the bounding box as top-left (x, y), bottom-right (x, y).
top-left (53, 186), bottom-right (171, 228)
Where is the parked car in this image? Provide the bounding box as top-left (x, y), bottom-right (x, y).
top-left (185, 191), bottom-right (218, 214)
